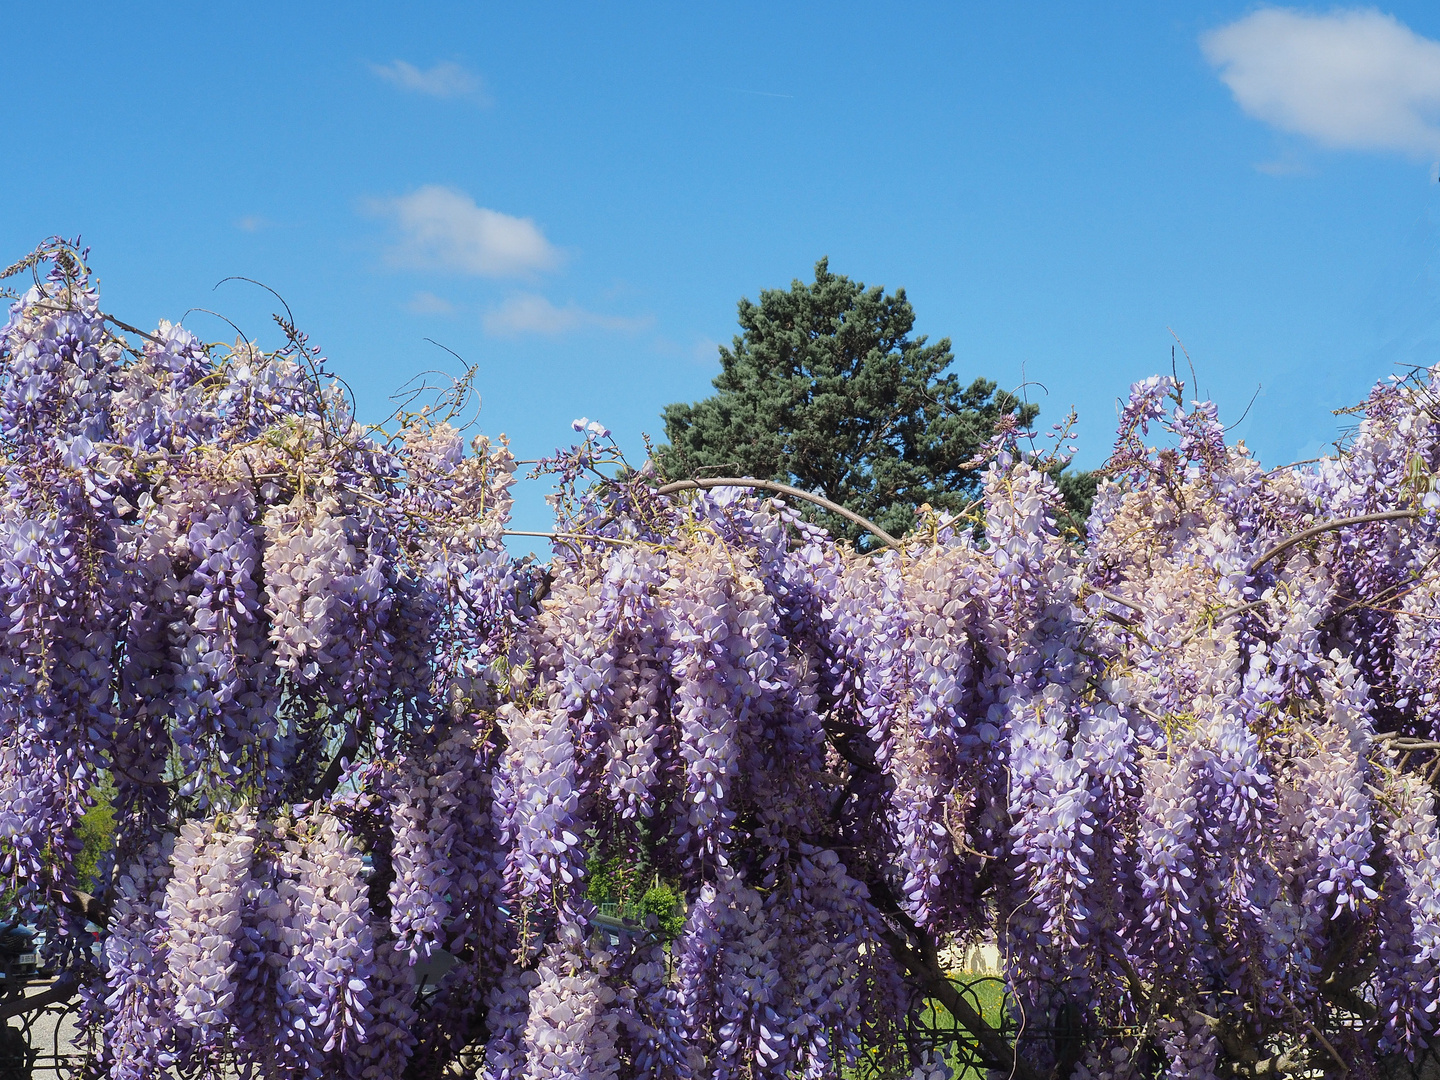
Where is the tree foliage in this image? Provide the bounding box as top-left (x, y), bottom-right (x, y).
top-left (659, 259), bottom-right (1068, 546)
top-left (74, 776), bottom-right (117, 895)
top-left (1, 242), bottom-right (1438, 1080)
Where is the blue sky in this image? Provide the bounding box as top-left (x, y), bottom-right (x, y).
top-left (7, 3), bottom-right (1440, 543)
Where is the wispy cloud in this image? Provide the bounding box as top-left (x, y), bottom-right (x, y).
top-left (1202, 8), bottom-right (1440, 158)
top-left (691, 338), bottom-right (722, 365)
top-left (371, 60), bottom-right (490, 103)
top-left (370, 185), bottom-right (560, 278)
top-left (483, 293), bottom-right (651, 338)
top-left (406, 291), bottom-right (455, 315)
top-left (235, 215), bottom-right (271, 233)
top-left (1253, 150), bottom-right (1314, 177)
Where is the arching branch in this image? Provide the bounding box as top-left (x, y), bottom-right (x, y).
top-left (1088, 588), bottom-right (1148, 615)
top-left (654, 477), bottom-right (902, 551)
top-left (102, 312), bottom-right (161, 344)
top-left (1375, 733), bottom-right (1440, 753)
top-left (1170, 514), bottom-right (1429, 647)
top-left (1248, 509), bottom-right (1423, 575)
top-left (0, 971), bottom-right (78, 1021)
top-left (503, 530), bottom-right (638, 549)
top-left (57, 889), bottom-right (109, 929)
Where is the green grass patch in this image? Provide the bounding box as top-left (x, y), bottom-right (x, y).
top-left (845, 975), bottom-right (1010, 1080)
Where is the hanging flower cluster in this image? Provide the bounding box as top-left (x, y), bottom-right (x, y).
top-left (3, 243), bottom-right (1440, 1079)
top-left (0, 244), bottom-right (525, 1079)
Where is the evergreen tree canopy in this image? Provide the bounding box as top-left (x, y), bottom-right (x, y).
top-left (657, 259), bottom-right (1047, 546)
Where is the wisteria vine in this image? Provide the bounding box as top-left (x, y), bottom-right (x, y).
top-left (1, 242), bottom-right (1438, 1079)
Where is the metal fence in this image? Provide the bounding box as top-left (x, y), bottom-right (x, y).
top-left (860, 974), bottom-right (1440, 1080)
top-left (0, 993), bottom-right (83, 1080)
top-left (2, 971), bottom-right (1438, 1080)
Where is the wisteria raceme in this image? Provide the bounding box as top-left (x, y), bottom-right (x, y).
top-left (102, 836), bottom-right (177, 1080)
top-left (1134, 742), bottom-right (1202, 978)
top-left (6, 243), bottom-right (1440, 1078)
top-left (675, 875), bottom-right (785, 1078)
top-left (908, 1049), bottom-right (954, 1080)
top-left (856, 548), bottom-right (978, 929)
top-left (494, 703), bottom-right (589, 956)
top-left (605, 925), bottom-right (689, 1080)
top-left (774, 844), bottom-right (897, 1076)
top-left (1008, 693), bottom-right (1097, 953)
top-left (1071, 703), bottom-right (1136, 949)
top-left (1185, 710), bottom-right (1280, 1010)
top-left (1376, 776), bottom-right (1440, 1055)
top-left (1155, 1014), bottom-right (1220, 1080)
top-left (663, 542), bottom-right (748, 872)
top-left (387, 754), bottom-right (455, 964)
top-left (0, 281), bottom-right (125, 904)
top-left (520, 929), bottom-right (621, 1080)
top-left (0, 268), bottom-right (117, 456)
top-left (439, 728), bottom-right (511, 959)
top-left (230, 854), bottom-right (285, 1066)
top-left (597, 547), bottom-right (670, 823)
top-left (172, 487), bottom-right (275, 804)
top-left (478, 965), bottom-right (537, 1080)
top-left (163, 813), bottom-right (255, 1056)
top-left (385, 721), bottom-right (509, 1006)
top-left (110, 319), bottom-right (211, 452)
top-left (1302, 721), bottom-right (1379, 919)
top-left (350, 938), bottom-right (421, 1080)
top-left (275, 814), bottom-right (376, 1069)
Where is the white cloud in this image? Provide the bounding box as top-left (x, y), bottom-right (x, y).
top-left (371, 60), bottom-right (489, 103)
top-left (483, 293), bottom-right (651, 337)
top-left (1202, 8), bottom-right (1440, 157)
top-left (372, 185), bottom-right (560, 278)
top-left (406, 291), bottom-right (455, 315)
top-left (235, 215), bottom-right (271, 233)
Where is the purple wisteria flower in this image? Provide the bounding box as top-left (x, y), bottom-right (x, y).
top-left (9, 246), bottom-right (1440, 1075)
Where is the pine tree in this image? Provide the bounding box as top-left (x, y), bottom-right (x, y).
top-left (658, 258), bottom-right (1091, 546)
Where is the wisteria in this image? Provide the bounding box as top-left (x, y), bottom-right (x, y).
top-left (164, 814), bottom-right (255, 1055)
top-left (2, 240), bottom-right (1440, 1079)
